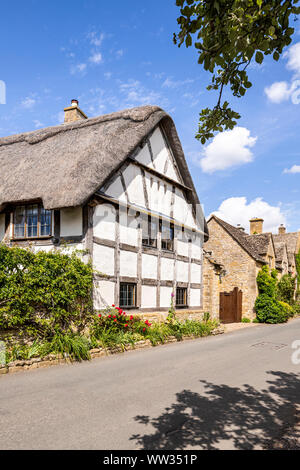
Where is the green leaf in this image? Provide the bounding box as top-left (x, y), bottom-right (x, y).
top-left (273, 51), bottom-right (280, 61)
top-left (255, 51), bottom-right (264, 64)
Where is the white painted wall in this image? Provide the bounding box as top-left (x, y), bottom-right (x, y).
top-left (119, 210), bottom-right (138, 246)
top-left (160, 286), bottom-right (173, 308)
top-left (93, 244), bottom-right (115, 276)
top-left (60, 207), bottom-right (83, 237)
top-left (94, 203), bottom-right (116, 241)
top-left (149, 127), bottom-right (180, 182)
top-left (119, 250), bottom-right (137, 277)
top-left (161, 257), bottom-right (174, 281)
top-left (177, 261), bottom-right (189, 283)
top-left (190, 288), bottom-right (201, 307)
top-left (142, 254), bottom-right (157, 279)
top-left (0, 214), bottom-right (5, 241)
top-left (191, 263), bottom-right (201, 284)
top-left (141, 285), bottom-right (156, 308)
top-left (94, 280), bottom-right (115, 310)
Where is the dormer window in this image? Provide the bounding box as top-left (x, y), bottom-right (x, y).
top-left (13, 204), bottom-right (52, 239)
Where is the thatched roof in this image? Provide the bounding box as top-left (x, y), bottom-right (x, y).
top-left (0, 105), bottom-right (207, 236)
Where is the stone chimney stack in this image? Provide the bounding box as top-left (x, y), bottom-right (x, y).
top-left (278, 224), bottom-right (286, 234)
top-left (249, 217), bottom-right (264, 235)
top-left (64, 99), bottom-right (88, 123)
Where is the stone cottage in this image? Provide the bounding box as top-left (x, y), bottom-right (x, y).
top-left (203, 215), bottom-right (299, 321)
top-left (0, 101), bottom-right (208, 314)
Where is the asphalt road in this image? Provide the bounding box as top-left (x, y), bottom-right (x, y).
top-left (1, 319), bottom-right (300, 450)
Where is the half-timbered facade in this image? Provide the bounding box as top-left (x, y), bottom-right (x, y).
top-left (0, 102), bottom-right (208, 312)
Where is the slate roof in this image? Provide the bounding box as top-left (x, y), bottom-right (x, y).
top-left (208, 215), bottom-right (266, 263)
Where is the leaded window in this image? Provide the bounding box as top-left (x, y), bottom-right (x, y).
top-left (120, 283), bottom-right (136, 308)
top-left (176, 287), bottom-right (187, 308)
top-left (13, 204), bottom-right (52, 239)
top-left (161, 221), bottom-right (174, 251)
top-left (142, 215), bottom-right (158, 248)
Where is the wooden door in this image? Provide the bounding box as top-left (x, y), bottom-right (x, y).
top-left (219, 287), bottom-right (242, 323)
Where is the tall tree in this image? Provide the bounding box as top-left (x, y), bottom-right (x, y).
top-left (174, 0), bottom-right (300, 143)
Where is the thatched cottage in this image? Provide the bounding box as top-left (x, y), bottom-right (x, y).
top-left (0, 101), bottom-right (208, 313)
top-left (203, 215), bottom-right (300, 322)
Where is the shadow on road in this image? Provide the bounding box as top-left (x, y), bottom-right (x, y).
top-left (130, 371), bottom-right (300, 450)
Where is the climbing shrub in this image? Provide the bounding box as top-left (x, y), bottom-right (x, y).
top-left (255, 266), bottom-right (289, 323)
top-left (277, 274), bottom-right (296, 304)
top-left (0, 244), bottom-right (94, 339)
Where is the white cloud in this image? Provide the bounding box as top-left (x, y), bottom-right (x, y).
top-left (21, 97), bottom-right (36, 109)
top-left (116, 49), bottom-right (124, 58)
top-left (286, 41), bottom-right (300, 76)
top-left (283, 165), bottom-right (300, 174)
top-left (162, 77), bottom-right (194, 88)
top-left (264, 81), bottom-right (291, 103)
top-left (88, 32), bottom-right (105, 47)
top-left (265, 42), bottom-right (300, 104)
top-left (211, 196), bottom-right (286, 233)
top-left (70, 63), bottom-right (87, 75)
top-left (33, 119), bottom-right (43, 128)
top-left (199, 127), bottom-right (257, 173)
top-left (89, 53), bottom-right (102, 64)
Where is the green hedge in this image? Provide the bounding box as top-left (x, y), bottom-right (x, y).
top-left (0, 244), bottom-right (93, 339)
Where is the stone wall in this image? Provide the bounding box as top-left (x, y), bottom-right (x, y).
top-left (203, 218), bottom-right (262, 319)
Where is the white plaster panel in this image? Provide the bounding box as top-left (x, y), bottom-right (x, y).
top-left (160, 286), bottom-right (173, 308)
top-left (93, 204), bottom-right (116, 241)
top-left (177, 235), bottom-right (189, 257)
top-left (190, 288), bottom-right (201, 307)
top-left (60, 207), bottom-right (83, 237)
top-left (93, 244), bottom-right (115, 275)
top-left (94, 280), bottom-right (115, 310)
top-left (142, 254), bottom-right (157, 279)
top-left (135, 143), bottom-right (154, 168)
top-left (191, 263), bottom-right (201, 283)
top-left (177, 260), bottom-right (189, 282)
top-left (122, 164), bottom-right (145, 207)
top-left (119, 210), bottom-right (138, 246)
top-left (119, 250), bottom-right (137, 277)
top-left (141, 285), bottom-right (157, 308)
top-left (160, 257), bottom-right (174, 281)
top-left (105, 176), bottom-right (127, 202)
top-left (191, 236), bottom-right (202, 260)
top-left (0, 214), bottom-right (5, 241)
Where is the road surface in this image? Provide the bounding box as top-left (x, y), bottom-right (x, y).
top-left (0, 319), bottom-right (299, 450)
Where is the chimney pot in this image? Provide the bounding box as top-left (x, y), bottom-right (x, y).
top-left (64, 99), bottom-right (88, 123)
top-left (249, 217), bottom-right (264, 235)
top-left (278, 224), bottom-right (286, 234)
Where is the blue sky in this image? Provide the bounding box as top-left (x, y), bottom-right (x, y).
top-left (0, 1), bottom-right (299, 233)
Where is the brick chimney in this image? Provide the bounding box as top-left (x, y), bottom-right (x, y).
top-left (64, 99), bottom-right (88, 123)
top-left (278, 224), bottom-right (286, 234)
top-left (249, 217), bottom-right (264, 235)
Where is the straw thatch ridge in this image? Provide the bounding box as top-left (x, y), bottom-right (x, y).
top-left (0, 105), bottom-right (207, 235)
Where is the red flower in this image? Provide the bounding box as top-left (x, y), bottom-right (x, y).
top-left (113, 315), bottom-right (116, 319)
top-left (114, 319), bottom-right (117, 323)
top-left (130, 315), bottom-right (133, 320)
top-left (124, 324), bottom-right (128, 327)
top-left (143, 328), bottom-right (146, 332)
top-left (98, 314), bottom-right (102, 318)
top-left (108, 315), bottom-right (111, 318)
top-left (119, 309), bottom-right (123, 314)
top-left (112, 304), bottom-right (115, 307)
